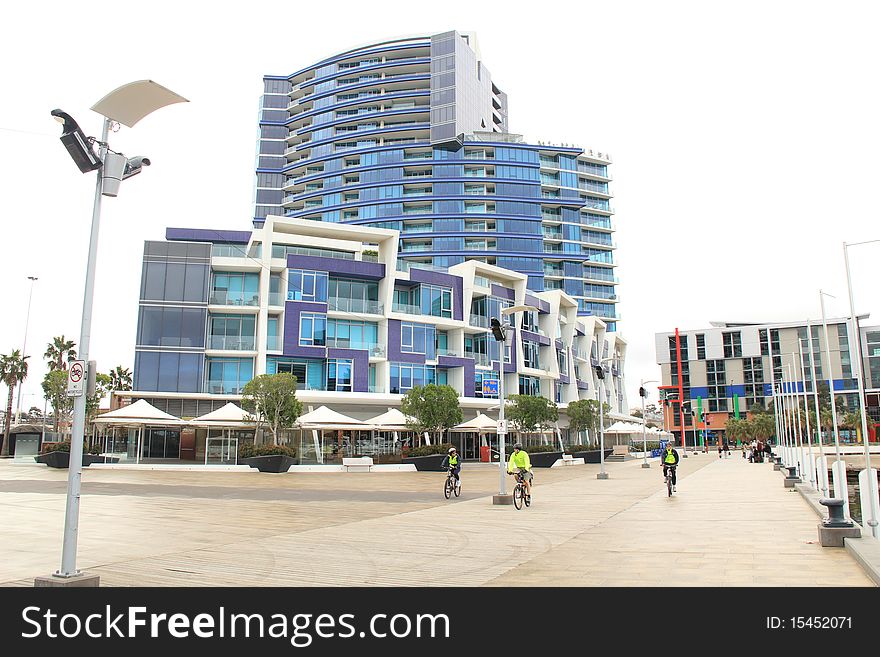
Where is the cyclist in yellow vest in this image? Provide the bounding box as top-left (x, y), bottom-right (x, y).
top-left (662, 440), bottom-right (680, 491)
top-left (507, 443), bottom-right (533, 499)
top-left (441, 447), bottom-right (461, 489)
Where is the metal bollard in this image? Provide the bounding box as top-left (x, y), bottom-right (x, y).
top-left (817, 498), bottom-right (860, 547)
top-left (783, 465), bottom-right (801, 488)
top-left (819, 499), bottom-right (852, 528)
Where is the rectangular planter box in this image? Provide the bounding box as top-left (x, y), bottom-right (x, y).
top-left (34, 452), bottom-right (120, 468)
top-left (570, 449), bottom-right (613, 464)
top-left (527, 451), bottom-right (564, 468)
top-left (241, 455), bottom-right (298, 473)
top-left (401, 453), bottom-right (447, 472)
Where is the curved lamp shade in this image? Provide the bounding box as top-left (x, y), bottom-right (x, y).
top-left (91, 80), bottom-right (188, 128)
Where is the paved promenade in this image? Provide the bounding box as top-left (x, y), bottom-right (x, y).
top-left (0, 451), bottom-right (873, 587)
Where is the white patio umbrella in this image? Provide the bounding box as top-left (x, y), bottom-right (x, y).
top-left (92, 399), bottom-right (185, 464)
top-left (189, 402), bottom-right (256, 465)
top-left (452, 413), bottom-right (498, 432)
top-left (296, 406), bottom-right (367, 464)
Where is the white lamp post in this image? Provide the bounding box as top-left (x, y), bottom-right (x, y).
top-left (490, 304), bottom-right (538, 505)
top-left (39, 81), bottom-right (187, 587)
top-left (595, 355), bottom-right (615, 479)
top-left (842, 240), bottom-right (879, 538)
top-left (640, 379), bottom-right (659, 469)
top-left (14, 276), bottom-right (38, 426)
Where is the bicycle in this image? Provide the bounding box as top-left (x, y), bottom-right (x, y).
top-left (510, 470), bottom-right (532, 510)
top-left (443, 467), bottom-right (461, 499)
top-left (664, 465), bottom-right (677, 497)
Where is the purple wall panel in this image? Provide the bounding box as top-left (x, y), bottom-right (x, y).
top-left (521, 330), bottom-right (551, 346)
top-left (409, 269), bottom-right (464, 321)
top-left (327, 348), bottom-right (369, 392)
top-left (525, 293), bottom-right (550, 314)
top-left (283, 301), bottom-right (329, 358)
top-left (490, 284), bottom-right (515, 301)
top-left (386, 320), bottom-right (426, 364)
top-left (437, 356), bottom-right (476, 397)
top-left (287, 255), bottom-right (385, 280)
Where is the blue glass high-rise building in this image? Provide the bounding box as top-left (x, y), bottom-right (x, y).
top-left (255, 31), bottom-right (617, 328)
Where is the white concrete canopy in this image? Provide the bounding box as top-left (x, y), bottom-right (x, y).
top-left (93, 399), bottom-right (184, 425)
top-left (91, 80), bottom-right (188, 128)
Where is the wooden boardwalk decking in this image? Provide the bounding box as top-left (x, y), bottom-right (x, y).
top-left (0, 453), bottom-right (873, 587)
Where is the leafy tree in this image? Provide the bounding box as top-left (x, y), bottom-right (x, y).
top-left (241, 373), bottom-right (302, 446)
top-left (506, 394), bottom-right (559, 444)
top-left (109, 366), bottom-right (132, 392)
top-left (725, 417), bottom-right (747, 445)
top-left (45, 336), bottom-right (76, 371)
top-left (42, 369), bottom-right (73, 436)
top-left (840, 411), bottom-right (863, 443)
top-left (401, 384), bottom-right (462, 444)
top-left (1, 350), bottom-right (29, 456)
top-left (750, 414), bottom-right (776, 442)
top-left (566, 398), bottom-right (609, 446)
top-left (630, 409), bottom-right (643, 418)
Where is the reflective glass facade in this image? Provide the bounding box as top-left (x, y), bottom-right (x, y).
top-left (255, 31), bottom-right (616, 325)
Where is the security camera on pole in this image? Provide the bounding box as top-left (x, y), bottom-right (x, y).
top-left (37, 81), bottom-right (187, 588)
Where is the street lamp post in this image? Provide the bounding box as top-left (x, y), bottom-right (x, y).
top-left (14, 276), bottom-right (38, 426)
top-left (595, 356), bottom-right (615, 480)
top-left (490, 304), bottom-right (538, 505)
top-left (797, 338), bottom-right (817, 490)
top-left (843, 240), bottom-right (879, 538)
top-left (806, 328), bottom-right (829, 497)
top-left (819, 289), bottom-right (847, 516)
top-left (39, 82), bottom-right (187, 587)
top-left (640, 379), bottom-right (658, 469)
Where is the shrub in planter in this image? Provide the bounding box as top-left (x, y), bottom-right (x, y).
top-left (402, 443), bottom-right (453, 471)
top-left (239, 443), bottom-right (297, 459)
top-left (525, 443), bottom-right (561, 453)
top-left (405, 443), bottom-right (454, 458)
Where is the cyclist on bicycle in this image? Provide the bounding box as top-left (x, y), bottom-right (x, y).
top-left (661, 440), bottom-right (680, 492)
top-left (507, 443), bottom-right (533, 498)
top-left (441, 447), bottom-right (461, 488)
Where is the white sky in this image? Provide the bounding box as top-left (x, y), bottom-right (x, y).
top-left (2, 0), bottom-right (878, 413)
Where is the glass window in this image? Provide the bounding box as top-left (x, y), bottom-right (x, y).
top-left (299, 313), bottom-right (327, 346)
top-left (208, 314), bottom-right (256, 350)
top-left (327, 359), bottom-right (353, 392)
top-left (205, 357), bottom-right (254, 394)
top-left (287, 269), bottom-right (329, 302)
top-left (390, 363), bottom-right (438, 394)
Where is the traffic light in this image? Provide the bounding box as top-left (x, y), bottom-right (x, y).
top-left (594, 365), bottom-right (605, 380)
top-left (490, 318), bottom-right (506, 342)
top-left (639, 386), bottom-right (647, 398)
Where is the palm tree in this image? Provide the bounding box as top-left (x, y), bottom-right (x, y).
top-left (1, 350), bottom-right (29, 456)
top-left (840, 411), bottom-right (862, 444)
top-left (109, 366), bottom-right (132, 392)
top-left (45, 336), bottom-right (77, 371)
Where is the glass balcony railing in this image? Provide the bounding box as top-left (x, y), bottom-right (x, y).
top-left (205, 381), bottom-right (248, 395)
top-left (209, 292), bottom-right (260, 306)
top-left (266, 336), bottom-right (281, 351)
top-left (472, 276), bottom-right (491, 288)
top-left (436, 348), bottom-right (460, 358)
top-left (393, 302), bottom-right (422, 315)
top-left (543, 268), bottom-right (564, 277)
top-left (465, 352), bottom-right (491, 367)
top-left (368, 385), bottom-right (384, 393)
top-left (324, 339), bottom-right (385, 358)
top-left (208, 336), bottom-right (256, 351)
top-left (470, 314), bottom-right (489, 328)
top-left (268, 292), bottom-right (284, 306)
top-left (327, 297), bottom-right (383, 314)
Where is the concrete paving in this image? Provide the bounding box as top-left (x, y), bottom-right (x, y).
top-left (0, 451), bottom-right (873, 587)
